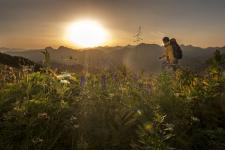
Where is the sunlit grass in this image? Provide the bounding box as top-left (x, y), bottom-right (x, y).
top-left (0, 52), bottom-right (225, 150)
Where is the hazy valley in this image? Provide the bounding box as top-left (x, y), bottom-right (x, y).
top-left (2, 43), bottom-right (225, 73)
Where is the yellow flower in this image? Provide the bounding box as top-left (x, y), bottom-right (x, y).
top-left (144, 121), bottom-right (153, 131)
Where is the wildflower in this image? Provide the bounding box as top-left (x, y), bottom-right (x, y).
top-left (60, 79), bottom-right (70, 84)
top-left (137, 109), bottom-right (142, 115)
top-left (80, 76), bottom-right (86, 87)
top-left (32, 137), bottom-right (44, 144)
top-left (174, 93), bottom-right (180, 97)
top-left (165, 123), bottom-right (175, 131)
top-left (191, 116), bottom-right (199, 122)
top-left (73, 124), bottom-right (80, 128)
top-left (70, 116), bottom-right (78, 120)
top-left (56, 72), bottom-right (72, 80)
top-left (146, 84), bottom-right (152, 95)
top-left (38, 112), bottom-right (49, 120)
top-left (144, 121), bottom-right (153, 132)
top-left (101, 74), bottom-right (107, 89)
top-left (109, 93), bottom-right (115, 97)
top-left (112, 73), bottom-right (117, 81)
top-left (133, 73), bottom-right (139, 81)
top-left (56, 72), bottom-right (77, 84)
top-left (14, 106), bottom-right (23, 112)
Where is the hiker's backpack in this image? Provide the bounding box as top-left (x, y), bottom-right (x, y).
top-left (170, 38), bottom-right (183, 59)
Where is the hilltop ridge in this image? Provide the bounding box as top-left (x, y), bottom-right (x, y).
top-left (2, 43), bottom-right (225, 73)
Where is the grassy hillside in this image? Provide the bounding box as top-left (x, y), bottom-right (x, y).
top-left (5, 44), bottom-right (225, 73)
top-left (0, 51), bottom-right (224, 150)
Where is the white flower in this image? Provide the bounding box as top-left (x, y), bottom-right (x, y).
top-left (56, 72), bottom-right (72, 80)
top-left (60, 79), bottom-right (70, 84)
top-left (74, 124), bottom-right (80, 128)
top-left (137, 110), bottom-right (142, 115)
top-left (32, 137), bottom-right (44, 144)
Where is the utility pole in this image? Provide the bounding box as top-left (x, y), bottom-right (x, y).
top-left (134, 26), bottom-right (143, 44)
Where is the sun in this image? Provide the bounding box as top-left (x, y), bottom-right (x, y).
top-left (65, 20), bottom-right (109, 48)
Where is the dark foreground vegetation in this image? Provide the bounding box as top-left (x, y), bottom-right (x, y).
top-left (0, 51), bottom-right (224, 150)
top-left (0, 52), bottom-right (42, 71)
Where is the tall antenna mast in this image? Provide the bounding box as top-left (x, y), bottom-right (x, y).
top-left (134, 26), bottom-right (143, 44)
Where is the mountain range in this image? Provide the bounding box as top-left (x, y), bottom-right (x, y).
top-left (2, 43), bottom-right (225, 73)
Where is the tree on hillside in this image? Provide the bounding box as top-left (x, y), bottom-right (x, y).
top-left (41, 48), bottom-right (50, 68)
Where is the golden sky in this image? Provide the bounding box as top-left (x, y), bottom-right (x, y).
top-left (0, 0), bottom-right (225, 49)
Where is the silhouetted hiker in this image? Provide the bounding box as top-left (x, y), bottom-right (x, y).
top-left (159, 37), bottom-right (182, 71)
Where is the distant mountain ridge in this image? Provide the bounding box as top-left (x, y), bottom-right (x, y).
top-left (3, 43), bottom-right (225, 73)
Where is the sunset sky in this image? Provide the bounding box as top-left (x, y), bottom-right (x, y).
top-left (0, 0), bottom-right (225, 49)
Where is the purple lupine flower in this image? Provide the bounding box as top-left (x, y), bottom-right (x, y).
top-left (133, 73), bottom-right (139, 81)
top-left (112, 72), bottom-right (118, 82)
top-left (146, 83), bottom-right (152, 95)
top-left (101, 74), bottom-right (107, 89)
top-left (80, 75), bottom-right (86, 87)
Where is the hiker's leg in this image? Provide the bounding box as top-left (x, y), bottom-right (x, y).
top-left (161, 61), bottom-right (167, 70)
top-left (172, 60), bottom-right (178, 71)
top-left (172, 64), bottom-right (177, 71)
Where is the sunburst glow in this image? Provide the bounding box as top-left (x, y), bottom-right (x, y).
top-left (66, 20), bottom-right (109, 48)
